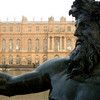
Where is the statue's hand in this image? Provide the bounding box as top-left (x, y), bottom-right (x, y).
top-left (0, 73), bottom-right (11, 89)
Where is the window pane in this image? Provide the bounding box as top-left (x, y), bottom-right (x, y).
top-left (43, 39), bottom-right (48, 52)
top-left (9, 55), bottom-right (13, 64)
top-left (27, 55), bottom-right (32, 65)
top-left (35, 39), bottom-right (39, 52)
top-left (54, 37), bottom-right (60, 51)
top-left (28, 27), bottom-right (32, 32)
top-left (28, 39), bottom-right (32, 51)
top-left (36, 26), bottom-right (39, 32)
top-left (43, 55), bottom-right (47, 62)
top-left (35, 55), bottom-right (39, 67)
top-left (2, 27), bottom-right (6, 32)
top-left (2, 39), bottom-right (6, 51)
top-left (10, 27), bottom-right (13, 32)
top-left (16, 55), bottom-right (20, 65)
top-left (17, 27), bottom-right (20, 32)
top-left (67, 26), bottom-right (71, 31)
top-left (16, 39), bottom-right (20, 51)
top-left (9, 39), bottom-right (13, 51)
top-left (2, 55), bottom-right (6, 65)
top-left (66, 39), bottom-right (72, 51)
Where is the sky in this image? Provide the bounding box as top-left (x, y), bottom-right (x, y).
top-left (0, 0), bottom-right (99, 21)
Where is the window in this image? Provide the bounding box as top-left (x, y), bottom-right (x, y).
top-left (43, 55), bottom-right (47, 62)
top-left (28, 39), bottom-right (32, 51)
top-left (16, 39), bottom-right (20, 51)
top-left (44, 26), bottom-right (48, 32)
top-left (16, 55), bottom-right (21, 65)
top-left (55, 26), bottom-right (60, 32)
top-left (35, 55), bottom-right (39, 67)
top-left (54, 37), bottom-right (60, 51)
top-left (50, 37), bottom-right (52, 50)
top-left (10, 27), bottom-right (13, 32)
top-left (9, 39), bottom-right (13, 51)
top-left (67, 26), bottom-right (71, 31)
top-left (2, 55), bottom-right (6, 65)
top-left (27, 55), bottom-right (32, 65)
top-left (60, 27), bottom-right (65, 32)
top-left (36, 26), bottom-right (39, 32)
top-left (17, 27), bottom-right (20, 32)
top-left (66, 39), bottom-right (72, 51)
top-left (35, 39), bottom-right (39, 52)
top-left (49, 26), bottom-right (53, 32)
top-left (28, 26), bottom-right (32, 32)
top-left (2, 27), bottom-right (6, 32)
top-left (2, 39), bottom-right (6, 51)
top-left (9, 55), bottom-right (13, 64)
top-left (43, 39), bottom-right (48, 52)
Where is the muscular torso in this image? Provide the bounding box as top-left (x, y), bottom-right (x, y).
top-left (49, 71), bottom-right (100, 100)
top-left (36, 57), bottom-right (100, 100)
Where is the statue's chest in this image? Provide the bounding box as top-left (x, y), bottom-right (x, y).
top-left (49, 74), bottom-right (79, 100)
top-left (49, 75), bottom-right (100, 100)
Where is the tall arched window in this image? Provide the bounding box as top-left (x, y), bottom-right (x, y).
top-left (9, 55), bottom-right (13, 64)
top-left (2, 55), bottom-right (6, 65)
top-left (2, 39), bottom-right (6, 51)
top-left (10, 27), bottom-right (13, 32)
top-left (43, 55), bottom-right (47, 62)
top-left (17, 26), bottom-right (20, 32)
top-left (2, 27), bottom-right (6, 32)
top-left (27, 55), bottom-right (32, 65)
top-left (28, 39), bottom-right (32, 51)
top-left (66, 39), bottom-right (72, 51)
top-left (9, 39), bottom-right (13, 51)
top-left (16, 55), bottom-right (21, 65)
top-left (16, 39), bottom-right (20, 51)
top-left (43, 39), bottom-right (48, 52)
top-left (54, 37), bottom-right (60, 51)
top-left (28, 26), bottom-right (32, 32)
top-left (50, 37), bottom-right (52, 50)
top-left (67, 26), bottom-right (71, 32)
top-left (35, 39), bottom-right (39, 52)
top-left (35, 55), bottom-right (39, 67)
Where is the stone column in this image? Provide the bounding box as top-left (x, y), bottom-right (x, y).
top-left (64, 37), bottom-right (67, 51)
top-left (52, 37), bottom-right (54, 51)
top-left (48, 37), bottom-right (50, 50)
top-left (13, 56), bottom-right (16, 65)
top-left (60, 37), bottom-right (62, 51)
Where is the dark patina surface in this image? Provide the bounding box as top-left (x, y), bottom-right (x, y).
top-left (0, 0), bottom-right (100, 100)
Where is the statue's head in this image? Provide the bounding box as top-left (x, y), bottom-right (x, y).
top-left (67, 0), bottom-right (100, 76)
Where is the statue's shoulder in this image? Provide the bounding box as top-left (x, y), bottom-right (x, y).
top-left (35, 57), bottom-right (70, 75)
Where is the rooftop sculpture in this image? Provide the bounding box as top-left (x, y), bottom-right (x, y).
top-left (0, 0), bottom-right (100, 100)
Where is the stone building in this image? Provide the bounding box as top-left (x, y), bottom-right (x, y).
top-left (0, 16), bottom-right (76, 66)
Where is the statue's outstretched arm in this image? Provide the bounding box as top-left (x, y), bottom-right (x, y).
top-left (0, 71), bottom-right (51, 97)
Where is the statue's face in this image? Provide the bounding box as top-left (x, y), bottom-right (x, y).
top-left (68, 0), bottom-right (100, 75)
top-left (74, 17), bottom-right (100, 46)
top-left (69, 16), bottom-right (100, 73)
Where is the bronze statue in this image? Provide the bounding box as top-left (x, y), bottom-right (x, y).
top-left (0, 0), bottom-right (100, 100)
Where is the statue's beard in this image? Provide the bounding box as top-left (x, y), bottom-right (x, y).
top-left (67, 36), bottom-right (100, 77)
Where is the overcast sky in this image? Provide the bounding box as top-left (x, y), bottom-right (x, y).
top-left (0, 0), bottom-right (99, 21)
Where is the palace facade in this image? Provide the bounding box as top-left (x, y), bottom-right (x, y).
top-left (0, 16), bottom-right (76, 66)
